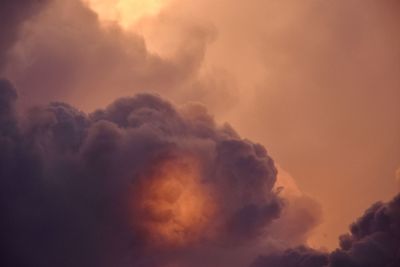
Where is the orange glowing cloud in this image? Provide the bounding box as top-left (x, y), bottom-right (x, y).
top-left (84, 0), bottom-right (170, 28)
top-left (135, 156), bottom-right (215, 247)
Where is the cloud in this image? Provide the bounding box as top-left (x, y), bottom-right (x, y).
top-left (0, 80), bottom-right (281, 267)
top-left (251, 193), bottom-right (400, 267)
top-left (2, 0), bottom-right (237, 114)
top-left (1, 1), bottom-right (399, 265)
top-left (269, 167), bottom-right (323, 248)
top-left (251, 246), bottom-right (329, 267)
top-left (152, 0), bottom-right (400, 248)
top-left (0, 0), bottom-right (49, 71)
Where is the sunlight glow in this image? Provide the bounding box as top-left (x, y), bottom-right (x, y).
top-left (84, 0), bottom-right (169, 28)
top-left (136, 157), bottom-right (215, 247)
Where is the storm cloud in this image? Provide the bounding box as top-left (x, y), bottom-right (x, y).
top-left (1, 1), bottom-right (399, 266)
top-left (0, 80), bottom-right (281, 267)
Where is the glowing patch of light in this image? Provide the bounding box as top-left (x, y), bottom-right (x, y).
top-left (84, 0), bottom-right (169, 28)
top-left (136, 157), bottom-right (215, 246)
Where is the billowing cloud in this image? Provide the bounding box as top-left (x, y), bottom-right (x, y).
top-left (1, 0), bottom-right (399, 265)
top-left (3, 0), bottom-right (237, 114)
top-left (251, 193), bottom-right (400, 267)
top-left (0, 80), bottom-right (281, 267)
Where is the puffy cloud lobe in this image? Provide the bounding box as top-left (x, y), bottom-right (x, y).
top-left (0, 80), bottom-right (281, 267)
top-left (331, 195), bottom-right (400, 267)
top-left (251, 193), bottom-right (400, 267)
top-left (268, 167), bottom-right (323, 247)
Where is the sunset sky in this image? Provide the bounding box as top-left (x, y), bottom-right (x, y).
top-left (1, 1), bottom-right (400, 267)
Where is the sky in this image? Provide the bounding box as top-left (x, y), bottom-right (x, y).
top-left (0, 0), bottom-right (400, 267)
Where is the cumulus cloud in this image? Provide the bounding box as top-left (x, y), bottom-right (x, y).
top-left (0, 80), bottom-right (282, 267)
top-left (251, 193), bottom-right (400, 267)
top-left (1, 1), bottom-right (399, 266)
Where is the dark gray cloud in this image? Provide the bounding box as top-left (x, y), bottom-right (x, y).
top-left (251, 193), bottom-right (400, 267)
top-left (251, 246), bottom-right (329, 267)
top-left (0, 80), bottom-right (281, 267)
top-left (330, 195), bottom-right (400, 267)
